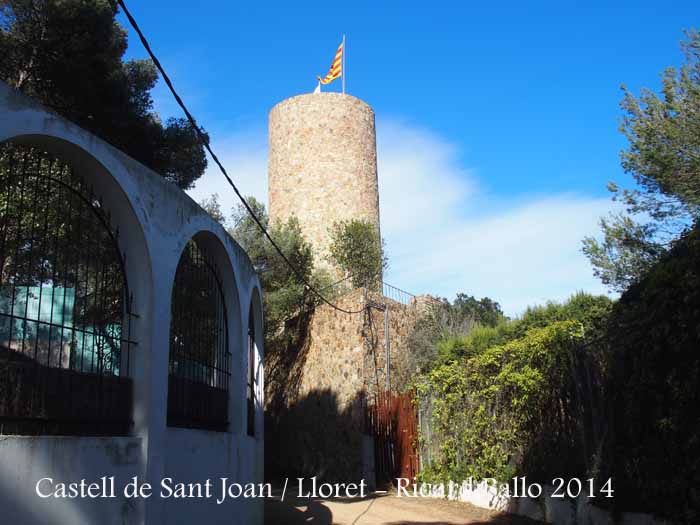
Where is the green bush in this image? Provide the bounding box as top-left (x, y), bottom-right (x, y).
top-left (607, 228), bottom-right (700, 520)
top-left (327, 219), bottom-right (387, 289)
top-left (420, 320), bottom-right (586, 484)
top-left (435, 292), bottom-right (612, 364)
top-left (419, 232), bottom-right (700, 520)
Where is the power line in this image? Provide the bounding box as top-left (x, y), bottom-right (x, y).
top-left (116, 0), bottom-right (365, 315)
top-left (318, 267), bottom-right (385, 292)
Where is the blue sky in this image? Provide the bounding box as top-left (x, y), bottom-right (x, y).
top-left (120, 1), bottom-right (698, 315)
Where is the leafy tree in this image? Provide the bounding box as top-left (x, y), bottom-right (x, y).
top-left (453, 293), bottom-right (505, 328)
top-left (198, 193), bottom-right (226, 225)
top-left (517, 291), bottom-right (612, 338)
top-left (328, 219), bottom-right (387, 289)
top-left (233, 201), bottom-right (315, 343)
top-left (0, 0), bottom-right (207, 189)
top-left (200, 194), bottom-right (333, 344)
top-left (583, 30), bottom-right (700, 291)
top-left (396, 293), bottom-right (506, 388)
top-left (400, 298), bottom-right (473, 380)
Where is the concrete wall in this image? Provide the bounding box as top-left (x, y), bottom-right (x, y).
top-left (0, 81), bottom-right (265, 525)
top-left (0, 436), bottom-right (143, 525)
top-left (268, 93), bottom-right (381, 273)
top-left (162, 428), bottom-right (263, 524)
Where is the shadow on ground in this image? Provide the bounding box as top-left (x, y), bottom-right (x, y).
top-left (265, 497), bottom-right (333, 525)
top-left (384, 515), bottom-right (543, 525)
top-left (265, 490), bottom-right (544, 525)
top-left (265, 489), bottom-right (394, 525)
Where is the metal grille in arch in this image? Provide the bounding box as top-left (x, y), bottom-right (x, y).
top-left (0, 143), bottom-right (136, 436)
top-left (168, 239), bottom-right (230, 431)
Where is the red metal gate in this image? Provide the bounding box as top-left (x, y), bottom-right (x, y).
top-left (366, 390), bottom-right (419, 484)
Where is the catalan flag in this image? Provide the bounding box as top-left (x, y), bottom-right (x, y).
top-left (318, 41), bottom-right (343, 85)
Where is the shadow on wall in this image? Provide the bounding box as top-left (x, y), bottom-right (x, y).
top-left (0, 436), bottom-right (141, 525)
top-left (265, 308), bottom-right (368, 483)
top-left (266, 387), bottom-right (367, 483)
top-left (264, 311), bottom-right (314, 416)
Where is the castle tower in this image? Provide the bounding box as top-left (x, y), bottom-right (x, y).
top-left (268, 93), bottom-right (380, 273)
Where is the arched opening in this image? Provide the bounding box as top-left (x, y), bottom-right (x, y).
top-left (167, 239), bottom-right (230, 432)
top-left (0, 143), bottom-right (135, 436)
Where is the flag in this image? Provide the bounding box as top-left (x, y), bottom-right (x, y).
top-left (317, 41), bottom-right (343, 85)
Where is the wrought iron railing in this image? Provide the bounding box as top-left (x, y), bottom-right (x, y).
top-left (382, 281), bottom-right (416, 306)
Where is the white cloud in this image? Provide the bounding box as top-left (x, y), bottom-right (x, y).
top-left (376, 119), bottom-right (615, 316)
top-left (376, 119), bottom-right (476, 239)
top-left (384, 193), bottom-right (614, 316)
top-left (188, 117), bottom-right (615, 317)
top-left (186, 129), bottom-right (268, 218)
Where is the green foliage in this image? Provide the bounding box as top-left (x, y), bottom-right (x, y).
top-left (417, 244), bottom-right (700, 521)
top-left (518, 292), bottom-right (612, 337)
top-left (396, 294), bottom-right (505, 390)
top-left (402, 294), bottom-right (608, 391)
top-left (419, 320), bottom-right (585, 484)
top-left (327, 219), bottom-right (387, 289)
top-left (606, 228), bottom-right (700, 520)
top-left (583, 29), bottom-right (700, 291)
top-left (452, 293), bottom-right (505, 328)
top-left (230, 197), bottom-right (312, 343)
top-left (437, 292), bottom-right (612, 364)
top-left (582, 215), bottom-right (666, 292)
top-left (418, 293), bottom-right (613, 490)
top-left (0, 0), bottom-right (207, 188)
top-left (198, 193), bottom-right (226, 225)
top-left (201, 194), bottom-right (333, 345)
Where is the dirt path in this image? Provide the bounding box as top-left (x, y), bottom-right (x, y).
top-left (264, 488), bottom-right (541, 525)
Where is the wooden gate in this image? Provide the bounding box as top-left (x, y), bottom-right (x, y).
top-left (366, 390), bottom-right (419, 484)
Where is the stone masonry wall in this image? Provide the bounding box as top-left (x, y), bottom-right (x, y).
top-left (265, 289), bottom-right (421, 482)
top-left (268, 93), bottom-right (381, 273)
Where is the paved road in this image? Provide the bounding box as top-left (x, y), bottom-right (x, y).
top-left (264, 489), bottom-right (541, 525)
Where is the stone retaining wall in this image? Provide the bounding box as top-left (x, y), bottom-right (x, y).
top-left (265, 289), bottom-right (421, 482)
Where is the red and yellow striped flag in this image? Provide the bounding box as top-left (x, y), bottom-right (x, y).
top-left (317, 41), bottom-right (343, 85)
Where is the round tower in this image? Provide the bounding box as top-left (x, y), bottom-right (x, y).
top-left (268, 92), bottom-right (380, 273)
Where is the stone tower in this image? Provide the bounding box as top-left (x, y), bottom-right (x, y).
top-left (268, 93), bottom-right (380, 272)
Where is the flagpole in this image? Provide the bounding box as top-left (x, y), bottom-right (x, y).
top-left (342, 34), bottom-right (346, 95)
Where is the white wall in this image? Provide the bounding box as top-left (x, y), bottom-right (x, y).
top-left (0, 436), bottom-right (143, 525)
top-left (0, 80), bottom-right (264, 525)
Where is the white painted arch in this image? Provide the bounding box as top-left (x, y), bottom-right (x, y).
top-left (0, 80), bottom-right (264, 525)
